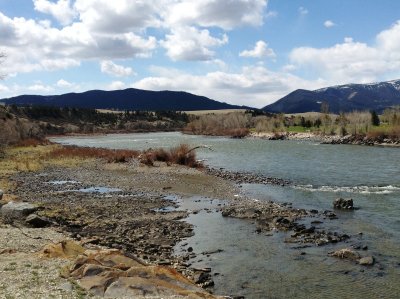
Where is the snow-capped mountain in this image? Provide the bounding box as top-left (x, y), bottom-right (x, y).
top-left (263, 79), bottom-right (400, 114)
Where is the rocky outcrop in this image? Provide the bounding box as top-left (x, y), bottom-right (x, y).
top-left (42, 240), bottom-right (219, 298)
top-left (222, 201), bottom-right (349, 246)
top-left (333, 198), bottom-right (354, 210)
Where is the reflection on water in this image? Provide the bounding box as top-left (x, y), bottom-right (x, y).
top-left (51, 132), bottom-right (400, 298)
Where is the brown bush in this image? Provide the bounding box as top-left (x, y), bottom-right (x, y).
top-left (139, 144), bottom-right (201, 168)
top-left (153, 148), bottom-right (171, 162)
top-left (184, 112), bottom-right (251, 138)
top-left (139, 151), bottom-right (156, 166)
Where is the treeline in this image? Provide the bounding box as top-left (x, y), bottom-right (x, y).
top-left (7, 105), bottom-right (189, 124)
top-left (184, 106), bottom-right (400, 139)
top-left (0, 105), bottom-right (190, 146)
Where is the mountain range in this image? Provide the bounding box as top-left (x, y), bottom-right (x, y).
top-left (0, 88), bottom-right (246, 111)
top-left (1, 79), bottom-right (400, 113)
top-left (263, 79), bottom-right (400, 114)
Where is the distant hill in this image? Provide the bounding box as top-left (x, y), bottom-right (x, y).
top-left (263, 79), bottom-right (400, 114)
top-left (0, 88), bottom-right (247, 111)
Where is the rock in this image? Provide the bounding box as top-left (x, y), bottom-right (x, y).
top-left (1, 201), bottom-right (37, 223)
top-left (193, 272), bottom-right (214, 287)
top-left (0, 189), bottom-right (3, 200)
top-left (56, 243), bottom-right (217, 298)
top-left (323, 210), bottom-right (338, 219)
top-left (359, 256), bottom-right (375, 266)
top-left (329, 248), bottom-right (361, 261)
top-left (25, 214), bottom-right (51, 228)
top-left (333, 198), bottom-right (354, 210)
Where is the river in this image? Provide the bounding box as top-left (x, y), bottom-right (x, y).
top-left (51, 132), bottom-right (400, 299)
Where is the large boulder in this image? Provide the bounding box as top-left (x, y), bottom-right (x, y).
top-left (333, 198), bottom-right (354, 210)
top-left (1, 201), bottom-right (37, 224)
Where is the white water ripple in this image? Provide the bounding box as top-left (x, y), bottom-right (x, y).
top-left (293, 184), bottom-right (400, 194)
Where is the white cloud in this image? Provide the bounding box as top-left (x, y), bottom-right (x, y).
top-left (161, 26), bottom-right (228, 61)
top-left (239, 41), bottom-right (276, 59)
top-left (290, 21), bottom-right (400, 84)
top-left (164, 0), bottom-right (267, 30)
top-left (324, 20), bottom-right (336, 28)
top-left (56, 79), bottom-right (73, 88)
top-left (0, 0), bottom-right (273, 77)
top-left (100, 60), bottom-right (134, 77)
top-left (73, 0), bottom-right (162, 34)
top-left (299, 7), bottom-right (308, 15)
top-left (33, 0), bottom-right (76, 25)
top-left (133, 65), bottom-right (323, 107)
top-left (0, 11), bottom-right (156, 74)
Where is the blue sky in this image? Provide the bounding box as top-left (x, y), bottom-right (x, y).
top-left (1, 0), bottom-right (400, 108)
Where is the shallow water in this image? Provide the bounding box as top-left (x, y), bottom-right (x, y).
top-left (51, 132), bottom-right (400, 298)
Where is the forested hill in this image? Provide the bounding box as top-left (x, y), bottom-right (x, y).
top-left (1, 88), bottom-right (246, 111)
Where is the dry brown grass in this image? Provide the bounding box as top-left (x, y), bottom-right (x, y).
top-left (48, 146), bottom-right (140, 163)
top-left (15, 138), bottom-right (52, 147)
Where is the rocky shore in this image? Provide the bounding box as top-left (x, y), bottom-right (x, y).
top-left (321, 134), bottom-right (400, 146)
top-left (0, 144), bottom-right (383, 298)
top-left (205, 166), bottom-right (290, 186)
top-left (249, 131), bottom-right (400, 147)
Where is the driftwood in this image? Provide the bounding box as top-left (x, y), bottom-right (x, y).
top-left (186, 145), bottom-right (213, 155)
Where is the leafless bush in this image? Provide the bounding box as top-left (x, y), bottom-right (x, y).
top-left (184, 112), bottom-right (251, 137)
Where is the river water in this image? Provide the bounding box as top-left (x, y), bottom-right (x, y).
top-left (51, 132), bottom-right (400, 299)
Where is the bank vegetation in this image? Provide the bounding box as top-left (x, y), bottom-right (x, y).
top-left (183, 106), bottom-right (400, 141)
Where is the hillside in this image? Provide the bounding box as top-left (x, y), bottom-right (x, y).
top-left (0, 88), bottom-right (245, 111)
top-left (263, 79), bottom-right (400, 114)
top-left (0, 105), bottom-right (189, 144)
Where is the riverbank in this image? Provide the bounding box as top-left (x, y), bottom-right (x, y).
top-left (0, 143), bottom-right (391, 298)
top-left (249, 131), bottom-right (400, 146)
top-left (0, 144), bottom-right (233, 298)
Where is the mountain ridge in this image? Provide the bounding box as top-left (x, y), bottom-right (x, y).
top-left (263, 79), bottom-right (400, 114)
top-left (0, 88), bottom-right (248, 111)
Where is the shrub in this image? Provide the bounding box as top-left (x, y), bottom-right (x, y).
top-left (140, 144), bottom-right (201, 168)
